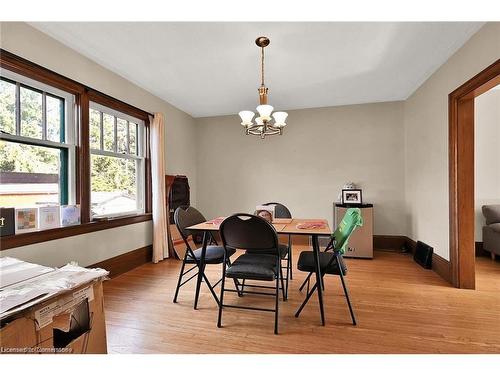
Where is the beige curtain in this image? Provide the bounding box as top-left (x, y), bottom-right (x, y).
top-left (149, 113), bottom-right (169, 263)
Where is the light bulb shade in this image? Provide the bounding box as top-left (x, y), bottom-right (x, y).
top-left (272, 111), bottom-right (288, 126)
top-left (256, 105), bottom-right (273, 121)
top-left (239, 110), bottom-right (254, 126)
top-left (255, 117), bottom-right (264, 125)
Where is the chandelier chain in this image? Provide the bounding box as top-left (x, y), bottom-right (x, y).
top-left (261, 47), bottom-right (265, 87)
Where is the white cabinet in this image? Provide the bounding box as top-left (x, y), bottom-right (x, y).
top-left (334, 204), bottom-right (374, 259)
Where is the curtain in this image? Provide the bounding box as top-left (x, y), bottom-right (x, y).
top-left (149, 113), bottom-right (169, 263)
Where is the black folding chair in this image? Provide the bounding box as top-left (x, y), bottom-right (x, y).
top-left (246, 202), bottom-right (292, 299)
top-left (295, 208), bottom-right (363, 325)
top-left (218, 214), bottom-right (286, 334)
top-left (172, 206), bottom-right (236, 308)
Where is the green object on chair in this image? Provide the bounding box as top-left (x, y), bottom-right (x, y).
top-left (332, 208), bottom-right (363, 254)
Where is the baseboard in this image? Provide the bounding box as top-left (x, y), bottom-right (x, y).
top-left (374, 235), bottom-right (452, 284)
top-left (431, 253), bottom-right (452, 284)
top-left (89, 245), bottom-right (152, 278)
top-left (373, 235), bottom-right (408, 251)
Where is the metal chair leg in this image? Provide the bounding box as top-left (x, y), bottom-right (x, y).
top-left (299, 272), bottom-right (313, 292)
top-left (337, 254), bottom-right (357, 325)
top-left (217, 261), bottom-right (227, 328)
top-left (173, 256), bottom-right (188, 303)
top-left (279, 263), bottom-right (287, 301)
top-left (295, 282), bottom-right (318, 317)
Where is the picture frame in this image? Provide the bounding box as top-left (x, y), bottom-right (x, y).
top-left (60, 205), bottom-right (81, 226)
top-left (255, 205), bottom-right (275, 223)
top-left (15, 207), bottom-right (39, 234)
top-left (39, 206), bottom-right (61, 230)
top-left (341, 189), bottom-right (363, 205)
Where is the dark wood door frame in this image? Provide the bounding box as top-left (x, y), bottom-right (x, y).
top-left (449, 59), bottom-right (500, 289)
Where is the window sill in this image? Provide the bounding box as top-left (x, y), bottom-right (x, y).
top-left (0, 213), bottom-right (152, 251)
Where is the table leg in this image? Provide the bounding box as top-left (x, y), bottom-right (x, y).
top-left (312, 234), bottom-right (325, 325)
top-left (194, 231), bottom-right (209, 310)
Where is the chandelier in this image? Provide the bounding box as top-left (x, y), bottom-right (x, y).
top-left (238, 36), bottom-right (288, 138)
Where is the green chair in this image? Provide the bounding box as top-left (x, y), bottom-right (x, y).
top-left (296, 208), bottom-right (363, 325)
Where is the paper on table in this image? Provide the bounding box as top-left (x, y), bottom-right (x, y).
top-left (0, 257), bottom-right (54, 289)
top-left (296, 220), bottom-right (328, 230)
top-left (0, 261), bottom-right (109, 318)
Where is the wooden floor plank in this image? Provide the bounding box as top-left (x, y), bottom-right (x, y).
top-left (102, 248), bottom-right (500, 353)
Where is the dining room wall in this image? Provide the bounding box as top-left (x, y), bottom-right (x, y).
top-left (195, 101), bottom-right (406, 235)
top-left (403, 22), bottom-right (500, 260)
top-left (0, 22), bottom-right (197, 266)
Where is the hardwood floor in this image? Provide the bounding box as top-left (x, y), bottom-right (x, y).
top-left (102, 248), bottom-right (500, 353)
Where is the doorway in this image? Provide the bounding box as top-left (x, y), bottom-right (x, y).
top-left (449, 59), bottom-right (500, 289)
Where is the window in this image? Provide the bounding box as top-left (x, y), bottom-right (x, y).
top-left (89, 102), bottom-right (145, 219)
top-left (0, 50), bottom-right (152, 250)
top-left (0, 72), bottom-right (75, 209)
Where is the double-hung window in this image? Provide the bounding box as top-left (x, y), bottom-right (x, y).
top-left (0, 71), bottom-right (76, 208)
top-left (89, 102), bottom-right (145, 219)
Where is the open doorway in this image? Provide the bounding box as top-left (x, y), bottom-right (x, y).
top-left (449, 59), bottom-right (500, 289)
top-left (474, 84), bottom-right (500, 290)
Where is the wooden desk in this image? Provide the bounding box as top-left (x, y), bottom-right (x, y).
top-left (186, 217), bottom-right (332, 325)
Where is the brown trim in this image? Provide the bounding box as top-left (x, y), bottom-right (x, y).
top-left (0, 214), bottom-right (152, 251)
top-left (0, 49), bottom-right (85, 95)
top-left (87, 89), bottom-right (150, 122)
top-left (432, 253), bottom-right (452, 284)
top-left (374, 235), bottom-right (452, 284)
top-left (449, 59), bottom-right (500, 289)
top-left (88, 245), bottom-right (152, 278)
top-left (79, 89), bottom-right (91, 223)
top-left (373, 235), bottom-right (407, 251)
top-left (144, 117), bottom-right (152, 213)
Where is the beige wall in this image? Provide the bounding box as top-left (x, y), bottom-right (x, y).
top-left (404, 22), bottom-right (500, 260)
top-left (195, 102), bottom-right (407, 235)
top-left (0, 22), bottom-right (197, 266)
top-left (474, 87), bottom-right (500, 241)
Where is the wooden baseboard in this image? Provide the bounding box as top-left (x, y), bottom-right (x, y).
top-left (374, 235), bottom-right (452, 284)
top-left (373, 235), bottom-right (408, 251)
top-left (89, 245), bottom-right (152, 278)
top-left (432, 253), bottom-right (452, 283)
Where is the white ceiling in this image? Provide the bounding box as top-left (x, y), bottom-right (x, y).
top-left (31, 22), bottom-right (483, 118)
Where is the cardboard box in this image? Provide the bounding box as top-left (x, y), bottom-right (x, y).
top-left (0, 280), bottom-right (107, 354)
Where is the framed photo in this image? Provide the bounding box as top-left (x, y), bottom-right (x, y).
top-left (15, 207), bottom-right (39, 234)
top-left (255, 205), bottom-right (275, 223)
top-left (39, 206), bottom-right (61, 230)
top-left (342, 189), bottom-right (363, 205)
top-left (60, 205), bottom-right (81, 226)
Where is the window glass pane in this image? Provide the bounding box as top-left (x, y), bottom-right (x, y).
top-left (129, 123), bottom-right (137, 155)
top-left (20, 86), bottom-right (43, 139)
top-left (102, 113), bottom-right (115, 151)
top-left (117, 118), bottom-right (128, 154)
top-left (0, 79), bottom-right (16, 135)
top-left (46, 95), bottom-right (64, 142)
top-left (90, 109), bottom-right (101, 150)
top-left (91, 154), bottom-right (138, 217)
top-left (0, 140), bottom-right (61, 207)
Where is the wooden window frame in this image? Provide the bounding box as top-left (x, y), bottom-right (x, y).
top-left (0, 49), bottom-right (153, 251)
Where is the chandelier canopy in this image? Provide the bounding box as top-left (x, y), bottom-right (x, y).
top-left (238, 36), bottom-right (288, 139)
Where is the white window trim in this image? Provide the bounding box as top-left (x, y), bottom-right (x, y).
top-left (89, 101), bottom-right (146, 220)
top-left (0, 68), bottom-right (77, 205)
